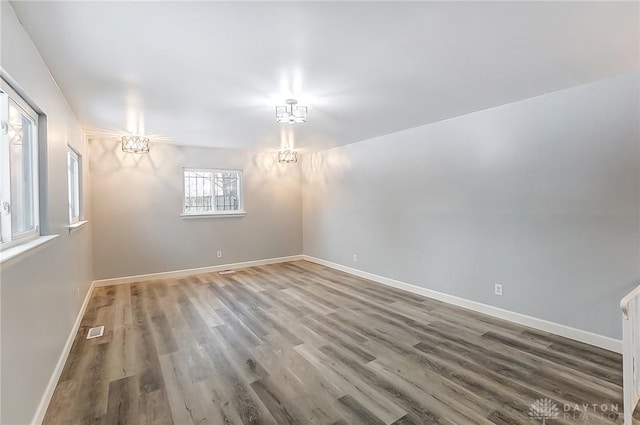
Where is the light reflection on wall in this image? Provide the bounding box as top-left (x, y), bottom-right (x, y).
top-left (280, 126), bottom-right (296, 151)
top-left (125, 92), bottom-right (145, 135)
top-left (300, 149), bottom-right (351, 191)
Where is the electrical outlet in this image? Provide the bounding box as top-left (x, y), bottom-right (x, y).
top-left (217, 250), bottom-right (222, 258)
top-left (353, 254), bottom-right (358, 263)
top-left (495, 283), bottom-right (503, 296)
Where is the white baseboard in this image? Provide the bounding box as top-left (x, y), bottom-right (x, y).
top-left (31, 281), bottom-right (96, 425)
top-left (93, 255), bottom-right (304, 287)
top-left (302, 255), bottom-right (622, 354)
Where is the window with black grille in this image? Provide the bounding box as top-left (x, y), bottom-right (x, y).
top-left (183, 168), bottom-right (243, 215)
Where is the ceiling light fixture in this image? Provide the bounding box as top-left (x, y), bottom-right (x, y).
top-left (276, 99), bottom-right (307, 124)
top-left (278, 149), bottom-right (298, 163)
top-left (122, 135), bottom-right (150, 153)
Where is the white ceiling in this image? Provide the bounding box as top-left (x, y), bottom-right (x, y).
top-left (10, 1), bottom-right (639, 151)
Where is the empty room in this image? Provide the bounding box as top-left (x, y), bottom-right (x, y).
top-left (1, 1), bottom-right (639, 424)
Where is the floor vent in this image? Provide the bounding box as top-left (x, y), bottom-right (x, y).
top-left (219, 270), bottom-right (236, 275)
top-left (87, 326), bottom-right (105, 339)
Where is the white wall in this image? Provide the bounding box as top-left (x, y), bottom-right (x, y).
top-left (0, 3), bottom-right (94, 425)
top-left (89, 140), bottom-right (302, 280)
top-left (302, 72), bottom-right (640, 340)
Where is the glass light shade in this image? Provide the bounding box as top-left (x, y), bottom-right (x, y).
top-left (122, 135), bottom-right (150, 153)
top-left (275, 100), bottom-right (307, 123)
top-left (290, 105), bottom-right (307, 123)
top-left (278, 150), bottom-right (298, 163)
top-left (275, 105), bottom-right (288, 123)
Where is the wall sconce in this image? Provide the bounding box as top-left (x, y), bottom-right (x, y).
top-left (278, 150), bottom-right (298, 163)
top-left (122, 135), bottom-right (150, 153)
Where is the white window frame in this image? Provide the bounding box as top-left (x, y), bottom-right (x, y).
top-left (67, 145), bottom-right (82, 224)
top-left (0, 79), bottom-right (40, 250)
top-left (181, 168), bottom-right (245, 218)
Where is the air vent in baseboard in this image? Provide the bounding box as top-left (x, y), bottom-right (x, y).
top-left (87, 326), bottom-right (105, 339)
top-left (219, 270), bottom-right (236, 275)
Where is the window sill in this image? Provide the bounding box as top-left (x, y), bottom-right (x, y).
top-left (0, 235), bottom-right (59, 266)
top-left (181, 211), bottom-right (247, 219)
top-left (68, 220), bottom-right (88, 233)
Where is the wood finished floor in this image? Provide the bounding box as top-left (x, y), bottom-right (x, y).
top-left (43, 260), bottom-right (631, 425)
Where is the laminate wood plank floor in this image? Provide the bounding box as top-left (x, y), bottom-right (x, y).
top-left (43, 260), bottom-right (634, 425)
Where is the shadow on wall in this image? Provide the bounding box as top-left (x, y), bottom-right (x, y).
top-left (300, 149), bottom-right (351, 190)
top-left (89, 137), bottom-right (186, 195)
top-left (252, 151), bottom-right (292, 176)
top-left (92, 137), bottom-right (298, 184)
top-left (247, 151), bottom-right (302, 207)
top-left (90, 136), bottom-right (185, 171)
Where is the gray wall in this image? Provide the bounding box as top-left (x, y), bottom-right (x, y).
top-left (302, 72), bottom-right (640, 340)
top-left (89, 140), bottom-right (302, 280)
top-left (0, 3), bottom-right (94, 424)
top-left (0, 2), bottom-right (636, 421)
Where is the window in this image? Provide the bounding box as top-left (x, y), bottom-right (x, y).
top-left (183, 168), bottom-right (244, 216)
top-left (67, 146), bottom-right (82, 223)
top-left (0, 81), bottom-right (39, 248)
